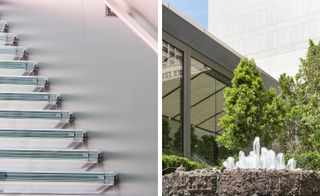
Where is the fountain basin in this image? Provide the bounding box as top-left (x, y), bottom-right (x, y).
top-left (162, 168), bottom-right (320, 196)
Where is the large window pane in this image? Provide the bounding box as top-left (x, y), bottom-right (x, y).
top-left (162, 41), bottom-right (183, 156)
top-left (190, 58), bottom-right (226, 165)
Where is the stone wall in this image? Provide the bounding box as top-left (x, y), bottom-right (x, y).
top-left (162, 168), bottom-right (320, 196)
top-left (162, 168), bottom-right (220, 196)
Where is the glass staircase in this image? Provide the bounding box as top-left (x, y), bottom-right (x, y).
top-left (0, 19), bottom-right (118, 194)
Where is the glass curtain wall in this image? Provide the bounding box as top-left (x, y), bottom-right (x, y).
top-left (162, 41), bottom-right (183, 156)
top-left (190, 58), bottom-right (226, 165)
top-left (162, 38), bottom-right (229, 165)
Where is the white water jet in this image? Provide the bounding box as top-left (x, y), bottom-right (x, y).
top-left (287, 158), bottom-right (296, 170)
top-left (276, 153), bottom-right (286, 169)
top-left (223, 137), bottom-right (296, 170)
top-left (253, 137), bottom-right (260, 169)
top-left (223, 157), bottom-right (235, 170)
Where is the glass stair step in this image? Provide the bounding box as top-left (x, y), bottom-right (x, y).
top-left (0, 46), bottom-right (25, 60)
top-left (0, 171), bottom-right (118, 185)
top-left (0, 149), bottom-right (101, 162)
top-left (0, 92), bottom-right (57, 102)
top-left (0, 128), bottom-right (86, 140)
top-left (0, 110), bottom-right (72, 120)
top-left (0, 76), bottom-right (47, 86)
top-left (0, 60), bottom-right (34, 70)
top-left (0, 33), bottom-right (17, 45)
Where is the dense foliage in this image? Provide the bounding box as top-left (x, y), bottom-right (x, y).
top-left (162, 154), bottom-right (208, 175)
top-left (276, 40), bottom-right (320, 170)
top-left (218, 40), bottom-right (320, 170)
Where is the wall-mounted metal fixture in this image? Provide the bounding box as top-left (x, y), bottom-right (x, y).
top-left (104, 0), bottom-right (157, 53)
top-left (0, 21), bottom-right (8, 32)
top-left (0, 171), bottom-right (118, 185)
top-left (0, 149), bottom-right (101, 162)
top-left (0, 128), bottom-right (86, 141)
top-left (105, 5), bottom-right (116, 16)
top-left (0, 33), bottom-right (17, 46)
top-left (0, 110), bottom-right (72, 121)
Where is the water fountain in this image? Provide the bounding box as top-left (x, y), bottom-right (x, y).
top-left (223, 137), bottom-right (296, 170)
top-left (163, 136), bottom-right (320, 196)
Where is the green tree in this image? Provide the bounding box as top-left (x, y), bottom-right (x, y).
top-left (272, 74), bottom-right (300, 153)
top-left (277, 40), bottom-right (320, 170)
top-left (295, 40), bottom-right (320, 152)
top-left (217, 57), bottom-right (279, 151)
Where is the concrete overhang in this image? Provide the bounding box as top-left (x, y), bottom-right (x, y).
top-left (163, 4), bottom-right (278, 89)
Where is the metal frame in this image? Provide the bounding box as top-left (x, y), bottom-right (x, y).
top-left (0, 21), bottom-right (8, 32)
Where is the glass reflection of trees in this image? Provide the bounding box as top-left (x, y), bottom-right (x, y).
top-left (163, 117), bottom-right (219, 165)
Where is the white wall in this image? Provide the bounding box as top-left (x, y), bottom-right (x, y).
top-left (208, 0), bottom-right (320, 79)
top-left (0, 0), bottom-right (157, 195)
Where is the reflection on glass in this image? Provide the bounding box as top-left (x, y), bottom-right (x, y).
top-left (190, 58), bottom-right (226, 165)
top-left (162, 41), bottom-right (183, 156)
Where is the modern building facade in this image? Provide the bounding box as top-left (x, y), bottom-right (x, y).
top-left (208, 0), bottom-right (320, 79)
top-left (163, 3), bottom-right (277, 164)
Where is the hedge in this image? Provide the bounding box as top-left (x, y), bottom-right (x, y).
top-left (162, 154), bottom-right (208, 175)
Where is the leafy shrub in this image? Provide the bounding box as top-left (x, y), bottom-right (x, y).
top-left (162, 155), bottom-right (208, 175)
top-left (296, 152), bottom-right (320, 170)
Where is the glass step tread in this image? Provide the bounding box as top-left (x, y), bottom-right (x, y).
top-left (0, 46), bottom-right (24, 59)
top-left (0, 171), bottom-right (118, 185)
top-left (0, 149), bottom-right (100, 161)
top-left (0, 33), bottom-right (16, 45)
top-left (0, 128), bottom-right (85, 140)
top-left (0, 76), bottom-right (47, 86)
top-left (0, 60), bottom-right (34, 70)
top-left (0, 109), bottom-right (72, 120)
top-left (0, 92), bottom-right (57, 102)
